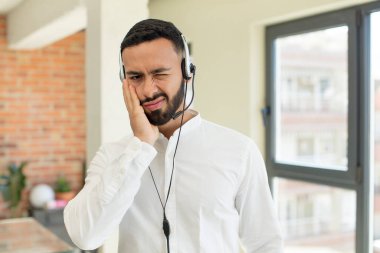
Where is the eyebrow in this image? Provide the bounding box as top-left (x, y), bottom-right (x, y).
top-left (126, 67), bottom-right (171, 76)
top-left (125, 70), bottom-right (141, 76)
top-left (151, 67), bottom-right (171, 74)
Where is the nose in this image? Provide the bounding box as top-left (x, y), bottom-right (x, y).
top-left (140, 75), bottom-right (158, 98)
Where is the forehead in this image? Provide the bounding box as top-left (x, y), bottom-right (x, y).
top-left (121, 38), bottom-right (181, 70)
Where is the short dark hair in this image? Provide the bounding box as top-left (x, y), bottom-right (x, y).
top-left (120, 19), bottom-right (183, 54)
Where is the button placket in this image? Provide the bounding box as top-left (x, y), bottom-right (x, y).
top-left (165, 178), bottom-right (177, 252)
top-left (163, 135), bottom-right (179, 252)
top-left (163, 137), bottom-right (176, 201)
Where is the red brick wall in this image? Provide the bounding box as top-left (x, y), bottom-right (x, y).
top-left (0, 16), bottom-right (86, 218)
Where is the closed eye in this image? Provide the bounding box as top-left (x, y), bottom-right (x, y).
top-left (154, 73), bottom-right (169, 79)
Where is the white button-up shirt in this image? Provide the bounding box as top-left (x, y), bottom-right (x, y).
top-left (64, 114), bottom-right (283, 252)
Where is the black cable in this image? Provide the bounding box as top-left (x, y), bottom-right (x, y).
top-left (163, 213), bottom-right (171, 253)
top-left (148, 168), bottom-right (164, 209)
top-left (164, 81), bottom-right (188, 208)
top-left (148, 74), bottom-right (191, 253)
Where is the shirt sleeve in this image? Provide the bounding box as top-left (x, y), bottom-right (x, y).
top-left (64, 136), bottom-right (157, 250)
top-left (235, 142), bottom-right (283, 253)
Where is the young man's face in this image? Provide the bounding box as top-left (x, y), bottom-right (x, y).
top-left (121, 38), bottom-right (184, 126)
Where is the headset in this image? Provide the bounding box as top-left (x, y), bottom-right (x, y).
top-left (119, 34), bottom-right (195, 82)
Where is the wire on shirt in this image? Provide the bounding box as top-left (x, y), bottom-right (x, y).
top-left (148, 68), bottom-right (195, 253)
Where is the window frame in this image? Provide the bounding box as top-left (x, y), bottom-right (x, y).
top-left (265, 2), bottom-right (380, 252)
top-left (265, 7), bottom-right (358, 188)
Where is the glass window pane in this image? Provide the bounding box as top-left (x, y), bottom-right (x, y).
top-left (275, 27), bottom-right (348, 170)
top-left (274, 178), bottom-right (356, 253)
top-left (371, 11), bottom-right (380, 253)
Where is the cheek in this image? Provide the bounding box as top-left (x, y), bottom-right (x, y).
top-left (134, 88), bottom-right (144, 101)
top-left (167, 75), bottom-right (184, 92)
top-left (157, 78), bottom-right (180, 94)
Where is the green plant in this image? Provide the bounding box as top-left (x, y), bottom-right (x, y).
top-left (0, 162), bottom-right (27, 217)
top-left (55, 175), bottom-right (72, 193)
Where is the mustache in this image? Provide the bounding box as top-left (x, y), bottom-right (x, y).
top-left (140, 92), bottom-right (168, 105)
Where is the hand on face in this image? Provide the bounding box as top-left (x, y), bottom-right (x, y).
top-left (122, 79), bottom-right (159, 145)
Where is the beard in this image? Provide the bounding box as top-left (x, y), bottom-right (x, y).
top-left (140, 81), bottom-right (185, 126)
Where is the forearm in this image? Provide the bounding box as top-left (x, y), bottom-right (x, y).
top-left (64, 137), bottom-right (156, 250)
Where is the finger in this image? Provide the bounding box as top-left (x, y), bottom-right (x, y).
top-left (122, 79), bottom-right (133, 111)
top-left (128, 85), bottom-right (141, 108)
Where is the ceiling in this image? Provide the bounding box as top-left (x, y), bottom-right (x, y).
top-left (0, 0), bottom-right (25, 14)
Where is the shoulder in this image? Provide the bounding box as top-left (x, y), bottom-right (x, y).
top-left (198, 119), bottom-right (265, 183)
top-left (195, 119), bottom-right (263, 162)
top-left (200, 119), bottom-right (255, 148)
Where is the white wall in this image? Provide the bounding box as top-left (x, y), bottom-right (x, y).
top-left (149, 0), bottom-right (373, 153)
top-left (7, 0), bottom-right (86, 49)
top-left (85, 1), bottom-right (149, 252)
top-left (85, 0), bottom-right (149, 162)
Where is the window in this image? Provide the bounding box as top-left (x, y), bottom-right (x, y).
top-left (275, 178), bottom-right (356, 252)
top-left (275, 26), bottom-right (348, 169)
top-left (266, 2), bottom-right (380, 252)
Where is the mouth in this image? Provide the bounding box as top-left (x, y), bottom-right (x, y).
top-left (143, 97), bottom-right (165, 111)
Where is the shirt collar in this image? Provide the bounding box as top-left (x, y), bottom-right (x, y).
top-left (158, 111), bottom-right (201, 142)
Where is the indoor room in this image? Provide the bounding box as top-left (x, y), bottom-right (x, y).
top-left (0, 0), bottom-right (379, 252)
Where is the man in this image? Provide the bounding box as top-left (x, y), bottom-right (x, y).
top-left (64, 19), bottom-right (283, 253)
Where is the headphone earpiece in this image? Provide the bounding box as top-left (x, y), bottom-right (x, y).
top-left (180, 35), bottom-right (194, 80)
top-left (181, 59), bottom-right (190, 81)
top-left (119, 53), bottom-right (125, 82)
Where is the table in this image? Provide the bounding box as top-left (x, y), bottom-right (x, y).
top-left (0, 217), bottom-right (74, 253)
top-left (29, 208), bottom-right (74, 248)
top-left (28, 208), bottom-right (97, 253)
